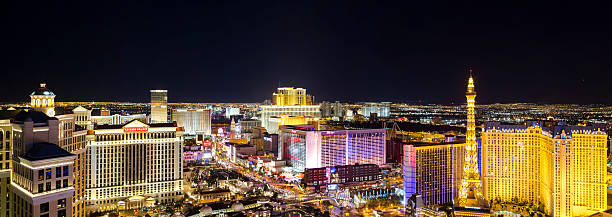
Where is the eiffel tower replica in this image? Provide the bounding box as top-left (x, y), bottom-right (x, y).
top-left (454, 66), bottom-right (489, 217)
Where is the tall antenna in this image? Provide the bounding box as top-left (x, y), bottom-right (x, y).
top-left (466, 64), bottom-right (473, 77)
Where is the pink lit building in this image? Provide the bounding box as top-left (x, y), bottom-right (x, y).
top-left (279, 125), bottom-right (386, 172)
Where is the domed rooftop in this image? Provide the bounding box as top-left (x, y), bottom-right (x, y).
top-left (231, 202), bottom-right (244, 211)
top-left (30, 83), bottom-right (55, 96)
top-left (199, 205), bottom-right (213, 216)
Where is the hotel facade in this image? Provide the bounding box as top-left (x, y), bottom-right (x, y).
top-left (260, 105), bottom-right (321, 133)
top-left (171, 109), bottom-right (212, 135)
top-left (6, 110), bottom-right (77, 217)
top-left (85, 120), bottom-right (184, 212)
top-left (150, 90), bottom-right (168, 123)
top-left (272, 87), bottom-right (313, 106)
top-left (482, 121), bottom-right (607, 217)
top-left (278, 125), bottom-right (385, 172)
top-left (403, 141), bottom-right (466, 206)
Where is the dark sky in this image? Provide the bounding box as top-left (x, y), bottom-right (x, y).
top-left (2, 1), bottom-right (611, 104)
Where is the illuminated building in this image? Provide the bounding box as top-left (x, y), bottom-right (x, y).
top-left (320, 101), bottom-right (345, 121)
top-left (91, 113), bottom-right (147, 126)
top-left (250, 127), bottom-right (278, 152)
top-left (458, 69), bottom-right (485, 207)
top-left (361, 104), bottom-right (390, 118)
top-left (196, 189), bottom-right (231, 204)
top-left (482, 121), bottom-right (607, 216)
top-left (453, 207), bottom-right (490, 217)
top-left (0, 111), bottom-right (17, 217)
top-left (272, 87), bottom-right (313, 106)
top-left (238, 119), bottom-right (261, 134)
top-left (278, 125), bottom-right (385, 172)
top-left (100, 109), bottom-right (110, 116)
top-left (9, 84), bottom-right (88, 217)
top-left (403, 141), bottom-right (466, 206)
top-left (225, 143), bottom-right (256, 163)
top-left (30, 83), bottom-right (56, 117)
top-left (230, 117), bottom-right (238, 139)
top-left (302, 164), bottom-right (381, 191)
top-left (73, 105), bottom-right (148, 129)
top-left (184, 145), bottom-right (204, 164)
top-left (171, 109), bottom-right (212, 135)
top-left (72, 106), bottom-right (91, 127)
top-left (267, 115), bottom-right (312, 134)
top-left (225, 107), bottom-right (240, 119)
top-left (150, 89), bottom-right (168, 123)
top-left (260, 105), bottom-right (320, 133)
top-left (8, 110), bottom-right (76, 217)
top-left (85, 120), bottom-right (184, 213)
top-left (55, 113), bottom-right (88, 217)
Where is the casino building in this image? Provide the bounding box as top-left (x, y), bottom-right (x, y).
top-left (482, 121), bottom-right (607, 217)
top-left (260, 105), bottom-right (321, 134)
top-left (171, 109), bottom-right (212, 135)
top-left (6, 110), bottom-right (77, 217)
top-left (302, 164), bottom-right (381, 191)
top-left (272, 87), bottom-right (313, 106)
top-left (278, 125), bottom-right (386, 172)
top-left (403, 141), bottom-right (466, 206)
top-left (85, 120), bottom-right (184, 212)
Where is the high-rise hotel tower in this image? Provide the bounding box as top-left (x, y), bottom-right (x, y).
top-left (458, 68), bottom-right (485, 207)
top-left (482, 121), bottom-right (607, 216)
top-left (150, 90), bottom-right (168, 123)
top-left (272, 87), bottom-right (313, 106)
top-left (85, 120), bottom-right (184, 212)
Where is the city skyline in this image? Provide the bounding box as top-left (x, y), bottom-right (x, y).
top-left (1, 81), bottom-right (611, 105)
top-left (2, 1), bottom-right (611, 104)
top-left (1, 2), bottom-right (610, 217)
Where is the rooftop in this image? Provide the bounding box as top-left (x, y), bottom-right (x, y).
top-left (281, 124), bottom-right (386, 133)
top-left (23, 142), bottom-right (75, 161)
top-left (485, 121), bottom-right (607, 136)
top-left (94, 120), bottom-right (177, 130)
top-left (11, 110), bottom-right (54, 124)
top-left (0, 110), bottom-right (21, 120)
top-left (404, 140), bottom-right (466, 147)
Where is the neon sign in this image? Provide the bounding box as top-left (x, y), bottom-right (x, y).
top-left (124, 127), bottom-right (148, 132)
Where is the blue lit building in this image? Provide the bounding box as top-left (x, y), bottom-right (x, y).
top-left (403, 141), bottom-right (466, 206)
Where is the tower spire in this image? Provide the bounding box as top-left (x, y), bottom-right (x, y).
top-left (466, 65), bottom-right (475, 94)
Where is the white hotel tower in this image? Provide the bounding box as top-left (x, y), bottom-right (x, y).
top-left (85, 120), bottom-right (184, 212)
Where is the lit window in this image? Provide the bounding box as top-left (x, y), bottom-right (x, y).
top-left (57, 198), bottom-right (66, 208)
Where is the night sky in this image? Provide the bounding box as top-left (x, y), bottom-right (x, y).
top-left (2, 1), bottom-right (611, 104)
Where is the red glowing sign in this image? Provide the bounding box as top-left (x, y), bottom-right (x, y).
top-left (203, 141), bottom-right (212, 147)
top-left (291, 130), bottom-right (297, 134)
top-left (124, 127), bottom-right (148, 132)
